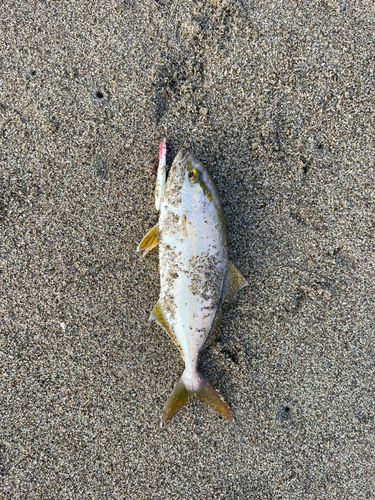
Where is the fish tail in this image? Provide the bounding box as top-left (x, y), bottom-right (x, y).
top-left (162, 372), bottom-right (232, 427)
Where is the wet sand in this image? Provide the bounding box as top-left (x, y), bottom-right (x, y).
top-left (1, 1), bottom-right (374, 498)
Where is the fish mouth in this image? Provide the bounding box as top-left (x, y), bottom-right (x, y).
top-left (170, 149), bottom-right (190, 172)
top-left (169, 150), bottom-right (204, 178)
top-left (174, 149), bottom-right (189, 162)
top-left (165, 149), bottom-right (189, 180)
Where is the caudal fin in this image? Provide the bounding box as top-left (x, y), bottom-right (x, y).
top-left (162, 373), bottom-right (232, 427)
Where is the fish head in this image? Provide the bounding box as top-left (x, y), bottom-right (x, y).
top-left (164, 150), bottom-right (221, 213)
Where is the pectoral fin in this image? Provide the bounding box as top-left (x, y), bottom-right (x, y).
top-left (137, 224), bottom-right (158, 257)
top-left (150, 300), bottom-right (183, 357)
top-left (223, 262), bottom-right (247, 303)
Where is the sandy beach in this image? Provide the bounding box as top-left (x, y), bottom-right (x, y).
top-left (1, 1), bottom-right (374, 498)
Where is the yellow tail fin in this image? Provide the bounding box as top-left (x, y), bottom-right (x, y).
top-left (162, 373), bottom-right (232, 427)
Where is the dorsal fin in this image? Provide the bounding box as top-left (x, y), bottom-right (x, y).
top-left (149, 300), bottom-right (184, 357)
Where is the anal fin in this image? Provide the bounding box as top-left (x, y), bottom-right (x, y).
top-left (150, 300), bottom-right (183, 357)
top-left (137, 224), bottom-right (158, 257)
top-left (209, 307), bottom-right (222, 344)
top-left (223, 262), bottom-right (247, 303)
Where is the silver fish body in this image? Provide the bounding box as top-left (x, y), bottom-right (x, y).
top-left (159, 150), bottom-right (227, 388)
top-left (138, 145), bottom-right (247, 425)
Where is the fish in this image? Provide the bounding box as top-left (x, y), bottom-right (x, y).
top-left (138, 139), bottom-right (247, 426)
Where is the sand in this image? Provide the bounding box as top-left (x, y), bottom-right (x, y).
top-left (1, 1), bottom-right (374, 498)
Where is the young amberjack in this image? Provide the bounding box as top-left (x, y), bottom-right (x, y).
top-left (138, 140), bottom-right (247, 426)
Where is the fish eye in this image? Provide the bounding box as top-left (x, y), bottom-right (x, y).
top-left (188, 169), bottom-right (200, 183)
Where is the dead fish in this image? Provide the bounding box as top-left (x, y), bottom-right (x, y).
top-left (138, 140), bottom-right (247, 426)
